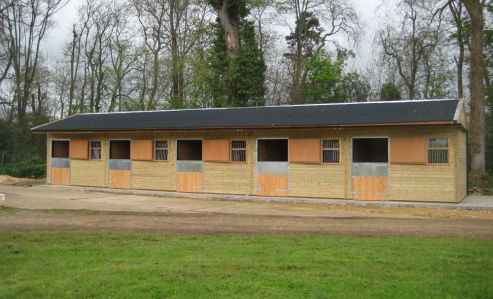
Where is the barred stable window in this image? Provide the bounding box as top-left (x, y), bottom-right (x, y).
top-left (322, 140), bottom-right (340, 163)
top-left (90, 141), bottom-right (102, 160)
top-left (155, 140), bottom-right (168, 161)
top-left (428, 138), bottom-right (448, 163)
top-left (231, 141), bottom-right (246, 162)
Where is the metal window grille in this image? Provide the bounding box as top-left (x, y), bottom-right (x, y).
top-left (155, 140), bottom-right (168, 161)
top-left (322, 140), bottom-right (339, 163)
top-left (231, 140), bottom-right (246, 162)
top-left (428, 138), bottom-right (448, 163)
top-left (90, 141), bottom-right (102, 160)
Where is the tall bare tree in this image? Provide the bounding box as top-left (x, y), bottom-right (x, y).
top-left (277, 0), bottom-right (359, 104)
top-left (463, 0), bottom-right (486, 175)
top-left (4, 0), bottom-right (67, 120)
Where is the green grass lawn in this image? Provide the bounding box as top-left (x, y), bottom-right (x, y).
top-left (0, 232), bottom-right (492, 298)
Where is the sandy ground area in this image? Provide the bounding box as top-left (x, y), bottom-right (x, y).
top-left (1, 185), bottom-right (493, 238)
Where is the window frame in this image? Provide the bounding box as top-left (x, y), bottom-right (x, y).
top-left (427, 137), bottom-right (449, 165)
top-left (154, 139), bottom-right (169, 162)
top-left (321, 139), bottom-right (341, 164)
top-left (230, 140), bottom-right (247, 163)
top-left (89, 140), bottom-right (102, 160)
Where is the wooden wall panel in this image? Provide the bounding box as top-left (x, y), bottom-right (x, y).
top-left (71, 160), bottom-right (106, 187)
top-left (457, 130), bottom-right (467, 201)
top-left (257, 174), bottom-right (288, 197)
top-left (109, 170), bottom-right (131, 189)
top-left (132, 161), bottom-right (174, 191)
top-left (51, 168), bottom-right (70, 186)
top-left (69, 140), bottom-right (88, 159)
top-left (131, 140), bottom-right (153, 160)
top-left (176, 172), bottom-right (202, 193)
top-left (289, 164), bottom-right (345, 198)
top-left (203, 162), bottom-right (251, 195)
top-left (203, 139), bottom-right (230, 162)
top-left (289, 139), bottom-right (320, 163)
top-left (352, 176), bottom-right (388, 201)
top-left (390, 137), bottom-right (427, 164)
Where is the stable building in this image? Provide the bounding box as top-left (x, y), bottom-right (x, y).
top-left (32, 99), bottom-right (468, 203)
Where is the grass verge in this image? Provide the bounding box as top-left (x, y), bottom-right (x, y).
top-left (0, 232), bottom-right (492, 298)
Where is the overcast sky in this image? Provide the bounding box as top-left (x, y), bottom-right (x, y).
top-left (44, 0), bottom-right (385, 70)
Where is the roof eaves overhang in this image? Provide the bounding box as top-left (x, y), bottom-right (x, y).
top-left (32, 121), bottom-right (463, 134)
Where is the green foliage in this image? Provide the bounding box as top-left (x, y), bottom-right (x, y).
top-left (208, 0), bottom-right (249, 19)
top-left (380, 81), bottom-right (402, 101)
top-left (229, 21), bottom-right (266, 106)
top-left (285, 11), bottom-right (323, 57)
top-left (1, 232), bottom-right (492, 298)
top-left (0, 159), bottom-right (46, 178)
top-left (208, 20), bottom-right (266, 107)
top-left (304, 50), bottom-right (346, 103)
top-left (340, 72), bottom-right (371, 102)
top-left (0, 113), bottom-right (48, 166)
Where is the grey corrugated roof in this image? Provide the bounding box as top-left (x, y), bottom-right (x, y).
top-left (32, 99), bottom-right (461, 133)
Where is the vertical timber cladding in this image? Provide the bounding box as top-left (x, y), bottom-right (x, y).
top-left (351, 137), bottom-right (389, 201)
top-left (51, 139), bottom-right (71, 185)
top-left (108, 140), bottom-right (131, 189)
top-left (176, 139), bottom-right (203, 193)
top-left (256, 138), bottom-right (289, 197)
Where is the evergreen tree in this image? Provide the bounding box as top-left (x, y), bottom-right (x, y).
top-left (380, 81), bottom-right (401, 101)
top-left (207, 5), bottom-right (266, 107)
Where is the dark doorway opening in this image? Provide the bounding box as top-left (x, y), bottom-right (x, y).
top-left (52, 140), bottom-right (69, 158)
top-left (110, 140), bottom-right (130, 159)
top-left (352, 138), bottom-right (388, 163)
top-left (177, 140), bottom-right (202, 161)
top-left (258, 139), bottom-right (288, 162)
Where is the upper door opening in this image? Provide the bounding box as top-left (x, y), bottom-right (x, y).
top-left (177, 140), bottom-right (202, 161)
top-left (52, 140), bottom-right (69, 158)
top-left (258, 139), bottom-right (288, 162)
top-left (352, 138), bottom-right (388, 163)
top-left (110, 140), bottom-right (130, 159)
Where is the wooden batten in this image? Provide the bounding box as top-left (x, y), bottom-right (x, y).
top-left (390, 137), bottom-right (427, 164)
top-left (69, 140), bottom-right (88, 159)
top-left (203, 139), bottom-right (230, 162)
top-left (289, 138), bottom-right (320, 163)
top-left (131, 140), bottom-right (153, 161)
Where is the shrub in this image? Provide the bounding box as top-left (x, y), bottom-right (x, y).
top-left (0, 159), bottom-right (46, 179)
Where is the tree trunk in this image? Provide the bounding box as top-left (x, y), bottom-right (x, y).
top-left (463, 0), bottom-right (486, 175)
top-left (217, 2), bottom-right (239, 57)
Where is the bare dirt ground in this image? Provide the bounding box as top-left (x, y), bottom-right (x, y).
top-left (0, 208), bottom-right (492, 238)
top-left (0, 175), bottom-right (44, 187)
top-left (1, 185), bottom-right (493, 238)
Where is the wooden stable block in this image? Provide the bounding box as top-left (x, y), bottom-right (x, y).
top-left (390, 137), bottom-right (427, 164)
top-left (257, 174), bottom-right (288, 197)
top-left (109, 170), bottom-right (131, 189)
top-left (69, 140), bottom-right (88, 159)
top-left (176, 172), bottom-right (202, 193)
top-left (352, 176), bottom-right (388, 201)
top-left (131, 140), bottom-right (153, 160)
top-left (203, 139), bottom-right (230, 162)
top-left (289, 138), bottom-right (320, 163)
top-left (51, 168), bottom-right (70, 185)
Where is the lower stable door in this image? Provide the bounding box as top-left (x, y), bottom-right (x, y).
top-left (176, 171), bottom-right (202, 193)
top-left (51, 167), bottom-right (70, 185)
top-left (352, 176), bottom-right (388, 201)
top-left (257, 174), bottom-right (288, 197)
top-left (109, 169), bottom-right (131, 189)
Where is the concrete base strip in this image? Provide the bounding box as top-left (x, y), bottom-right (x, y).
top-left (39, 185), bottom-right (493, 211)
